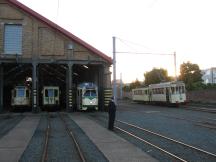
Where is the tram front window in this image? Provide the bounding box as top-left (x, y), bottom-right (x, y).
top-left (17, 88), bottom-right (25, 97)
top-left (84, 90), bottom-right (91, 97)
top-left (91, 90), bottom-right (97, 97)
top-left (84, 90), bottom-right (97, 97)
top-left (45, 89), bottom-right (54, 97)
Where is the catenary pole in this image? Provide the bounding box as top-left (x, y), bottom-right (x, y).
top-left (174, 51), bottom-right (177, 81)
top-left (120, 73), bottom-right (123, 99)
top-left (113, 36), bottom-right (117, 103)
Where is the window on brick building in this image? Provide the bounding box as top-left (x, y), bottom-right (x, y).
top-left (4, 24), bottom-right (23, 55)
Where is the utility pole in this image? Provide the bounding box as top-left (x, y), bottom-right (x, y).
top-left (113, 36), bottom-right (117, 103)
top-left (120, 73), bottom-right (123, 100)
top-left (174, 51), bottom-right (177, 81)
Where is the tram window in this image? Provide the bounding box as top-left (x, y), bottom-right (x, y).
top-left (17, 88), bottom-right (25, 97)
top-left (48, 89), bottom-right (54, 97)
top-left (54, 89), bottom-right (58, 97)
top-left (160, 88), bottom-right (163, 94)
top-left (91, 90), bottom-right (97, 97)
top-left (84, 90), bottom-right (91, 97)
top-left (171, 87), bottom-right (175, 94)
top-left (134, 91), bottom-right (137, 95)
top-left (176, 87), bottom-right (179, 93)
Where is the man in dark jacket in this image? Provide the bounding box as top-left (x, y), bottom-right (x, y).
top-left (108, 97), bottom-right (116, 130)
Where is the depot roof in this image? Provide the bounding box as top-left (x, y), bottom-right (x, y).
top-left (7, 0), bottom-right (112, 64)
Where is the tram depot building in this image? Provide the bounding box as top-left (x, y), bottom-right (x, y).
top-left (0, 0), bottom-right (112, 112)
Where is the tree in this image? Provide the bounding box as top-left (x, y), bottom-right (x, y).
top-left (129, 79), bottom-right (141, 90)
top-left (179, 62), bottom-right (203, 90)
top-left (144, 68), bottom-right (171, 85)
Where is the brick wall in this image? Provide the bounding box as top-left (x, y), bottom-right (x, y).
top-left (187, 89), bottom-right (216, 103)
top-left (0, 1), bottom-right (99, 61)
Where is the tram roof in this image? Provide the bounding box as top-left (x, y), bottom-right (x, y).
top-left (77, 82), bottom-right (97, 89)
top-left (7, 0), bottom-right (112, 64)
top-left (149, 81), bottom-right (185, 88)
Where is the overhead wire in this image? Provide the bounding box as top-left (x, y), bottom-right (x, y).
top-left (115, 37), bottom-right (174, 56)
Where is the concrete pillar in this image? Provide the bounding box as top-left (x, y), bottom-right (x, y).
top-left (67, 64), bottom-right (73, 112)
top-left (98, 65), bottom-right (105, 111)
top-left (0, 65), bottom-right (3, 112)
top-left (32, 63), bottom-right (38, 113)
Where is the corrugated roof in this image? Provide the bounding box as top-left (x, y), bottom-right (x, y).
top-left (7, 0), bottom-right (112, 64)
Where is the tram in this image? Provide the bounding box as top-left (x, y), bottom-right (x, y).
top-left (132, 81), bottom-right (186, 106)
top-left (77, 82), bottom-right (98, 111)
top-left (42, 86), bottom-right (60, 106)
top-left (11, 86), bottom-right (31, 107)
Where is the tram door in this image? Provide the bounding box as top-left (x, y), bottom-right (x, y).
top-left (166, 88), bottom-right (170, 103)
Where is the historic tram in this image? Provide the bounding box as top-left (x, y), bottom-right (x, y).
top-left (132, 81), bottom-right (186, 106)
top-left (42, 86), bottom-right (60, 106)
top-left (76, 82), bottom-right (98, 111)
top-left (11, 86), bottom-right (31, 107)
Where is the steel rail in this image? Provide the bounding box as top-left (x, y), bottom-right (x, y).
top-left (117, 120), bottom-right (216, 158)
top-left (59, 113), bottom-right (86, 162)
top-left (183, 105), bottom-right (216, 113)
top-left (160, 114), bottom-right (216, 129)
top-left (41, 114), bottom-right (50, 162)
top-left (115, 126), bottom-right (188, 162)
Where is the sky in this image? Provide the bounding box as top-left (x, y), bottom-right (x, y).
top-left (18, 0), bottom-right (216, 83)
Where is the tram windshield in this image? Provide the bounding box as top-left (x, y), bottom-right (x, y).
top-left (45, 89), bottom-right (54, 97)
top-left (17, 88), bottom-right (25, 97)
top-left (84, 90), bottom-right (97, 97)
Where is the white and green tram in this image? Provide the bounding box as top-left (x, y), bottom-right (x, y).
top-left (77, 82), bottom-right (98, 111)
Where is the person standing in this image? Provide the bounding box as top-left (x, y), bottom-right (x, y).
top-left (108, 97), bottom-right (116, 130)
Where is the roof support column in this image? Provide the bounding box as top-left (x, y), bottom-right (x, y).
top-left (0, 65), bottom-right (3, 113)
top-left (98, 65), bottom-right (105, 111)
top-left (66, 63), bottom-right (73, 112)
top-left (32, 62), bottom-right (39, 113)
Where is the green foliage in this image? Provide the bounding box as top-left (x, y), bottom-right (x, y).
top-left (206, 83), bottom-right (216, 89)
top-left (144, 68), bottom-right (172, 85)
top-left (179, 62), bottom-right (203, 90)
top-left (123, 79), bottom-right (142, 92)
top-left (123, 85), bottom-right (131, 92)
top-left (130, 79), bottom-right (141, 90)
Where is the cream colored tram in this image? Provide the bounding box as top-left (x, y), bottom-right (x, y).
top-left (149, 81), bottom-right (186, 105)
top-left (11, 86), bottom-right (31, 107)
top-left (132, 87), bottom-right (149, 102)
top-left (132, 81), bottom-right (186, 106)
top-left (42, 86), bottom-right (60, 106)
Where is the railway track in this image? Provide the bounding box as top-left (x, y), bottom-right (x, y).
top-left (182, 105), bottom-right (216, 113)
top-left (118, 103), bottom-right (216, 130)
top-left (41, 113), bottom-right (86, 162)
top-left (41, 114), bottom-right (50, 162)
top-left (89, 114), bottom-right (216, 162)
top-left (59, 113), bottom-right (86, 162)
top-left (159, 114), bottom-right (216, 129)
top-left (115, 119), bottom-right (216, 162)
